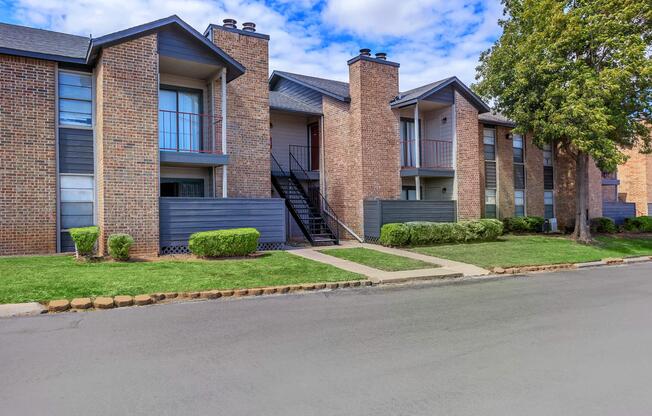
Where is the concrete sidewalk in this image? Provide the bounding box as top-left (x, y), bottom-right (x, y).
top-left (288, 242), bottom-right (488, 284)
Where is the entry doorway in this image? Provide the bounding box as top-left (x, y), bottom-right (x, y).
top-left (309, 123), bottom-right (320, 171)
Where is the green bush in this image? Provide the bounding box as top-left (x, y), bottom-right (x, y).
top-left (379, 223), bottom-right (410, 246)
top-left (381, 219), bottom-right (503, 247)
top-left (188, 228), bottom-right (260, 257)
top-left (503, 216), bottom-right (544, 233)
top-left (69, 226), bottom-right (100, 256)
top-left (623, 216), bottom-right (652, 233)
top-left (590, 217), bottom-right (617, 234)
top-left (107, 233), bottom-right (134, 261)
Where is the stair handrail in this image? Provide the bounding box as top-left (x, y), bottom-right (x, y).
top-left (288, 151), bottom-right (339, 243)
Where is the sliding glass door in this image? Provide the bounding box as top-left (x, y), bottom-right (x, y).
top-left (159, 88), bottom-right (202, 152)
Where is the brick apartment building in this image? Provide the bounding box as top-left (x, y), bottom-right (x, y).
top-left (1, 16), bottom-right (648, 256)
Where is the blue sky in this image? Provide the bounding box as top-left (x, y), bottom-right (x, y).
top-left (0, 0), bottom-right (504, 90)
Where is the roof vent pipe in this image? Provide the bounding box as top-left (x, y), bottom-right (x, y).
top-left (359, 48), bottom-right (371, 57)
top-left (242, 22), bottom-right (256, 32)
top-left (375, 52), bottom-right (387, 60)
top-left (222, 19), bottom-right (237, 29)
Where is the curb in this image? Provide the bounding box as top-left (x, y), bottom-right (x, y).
top-left (37, 279), bottom-right (375, 315)
top-left (491, 255), bottom-right (652, 275)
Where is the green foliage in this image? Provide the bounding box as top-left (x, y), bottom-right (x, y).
top-left (69, 226), bottom-right (99, 256)
top-left (188, 228), bottom-right (260, 257)
top-left (503, 216), bottom-right (545, 233)
top-left (107, 234), bottom-right (134, 261)
top-left (590, 217), bottom-right (617, 234)
top-left (474, 0), bottom-right (652, 173)
top-left (379, 223), bottom-right (410, 246)
top-left (623, 216), bottom-right (652, 233)
top-left (380, 220), bottom-right (503, 247)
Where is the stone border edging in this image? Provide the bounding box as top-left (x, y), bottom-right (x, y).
top-left (44, 280), bottom-right (374, 314)
top-left (491, 255), bottom-right (652, 275)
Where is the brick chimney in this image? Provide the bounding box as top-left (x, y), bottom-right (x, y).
top-left (208, 21), bottom-right (271, 198)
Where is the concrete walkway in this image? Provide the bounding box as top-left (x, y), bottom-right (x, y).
top-left (288, 241), bottom-right (489, 284)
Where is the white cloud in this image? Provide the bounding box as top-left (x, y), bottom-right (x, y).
top-left (6, 0), bottom-right (503, 90)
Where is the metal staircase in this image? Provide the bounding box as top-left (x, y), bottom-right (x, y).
top-left (271, 154), bottom-right (339, 246)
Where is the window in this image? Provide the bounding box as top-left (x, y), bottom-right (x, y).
top-left (400, 118), bottom-right (421, 167)
top-left (515, 190), bottom-right (525, 217)
top-left (543, 143), bottom-right (553, 167)
top-left (483, 128), bottom-right (496, 161)
top-left (544, 191), bottom-right (554, 219)
top-left (513, 134), bottom-right (524, 163)
top-left (401, 186), bottom-right (421, 201)
top-left (58, 71), bottom-right (92, 127)
top-left (159, 87), bottom-right (203, 152)
top-left (485, 189), bottom-right (497, 218)
top-left (160, 178), bottom-right (205, 198)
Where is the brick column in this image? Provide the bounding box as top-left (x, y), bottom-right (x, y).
top-left (0, 55), bottom-right (56, 255)
top-left (455, 91), bottom-right (481, 220)
top-left (96, 34), bottom-right (160, 256)
top-left (496, 125), bottom-right (515, 218)
top-left (525, 134), bottom-right (544, 217)
top-left (619, 146), bottom-right (649, 216)
top-left (210, 27), bottom-right (270, 198)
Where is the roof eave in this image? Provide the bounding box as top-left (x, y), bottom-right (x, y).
top-left (0, 46), bottom-right (87, 64)
top-left (270, 71), bottom-right (350, 102)
top-left (86, 15), bottom-right (246, 82)
top-left (270, 106), bottom-right (322, 116)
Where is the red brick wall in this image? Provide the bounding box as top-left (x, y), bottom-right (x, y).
top-left (95, 35), bottom-right (160, 255)
top-left (525, 134), bottom-right (544, 217)
top-left (494, 125), bottom-right (515, 218)
top-left (618, 146), bottom-right (649, 216)
top-left (455, 92), bottom-right (481, 220)
top-left (0, 55), bottom-right (57, 255)
top-left (211, 27), bottom-right (270, 198)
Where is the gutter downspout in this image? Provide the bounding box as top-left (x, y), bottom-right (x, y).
top-left (221, 67), bottom-right (228, 198)
top-left (414, 102), bottom-right (421, 200)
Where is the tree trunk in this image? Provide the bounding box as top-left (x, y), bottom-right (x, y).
top-left (573, 151), bottom-right (592, 243)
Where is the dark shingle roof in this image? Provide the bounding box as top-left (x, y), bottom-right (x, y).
top-left (478, 112), bottom-right (516, 127)
top-left (0, 22), bottom-right (90, 62)
top-left (394, 78), bottom-right (454, 105)
top-left (271, 71), bottom-right (350, 101)
top-left (270, 91), bottom-right (321, 115)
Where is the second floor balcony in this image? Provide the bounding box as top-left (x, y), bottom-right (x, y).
top-left (400, 139), bottom-right (454, 177)
top-left (158, 109), bottom-right (228, 166)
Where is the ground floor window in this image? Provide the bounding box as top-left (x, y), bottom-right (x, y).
top-left (401, 186), bottom-right (422, 200)
top-left (515, 190), bottom-right (525, 216)
top-left (485, 189), bottom-right (497, 218)
top-left (544, 191), bottom-right (554, 219)
top-left (161, 178), bottom-right (204, 197)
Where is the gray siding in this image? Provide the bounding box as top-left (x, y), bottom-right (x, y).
top-left (272, 78), bottom-right (323, 111)
top-left (159, 198), bottom-right (286, 248)
top-left (602, 201), bottom-right (636, 225)
top-left (363, 200), bottom-right (457, 238)
top-left (423, 85), bottom-right (454, 104)
top-left (158, 26), bottom-right (221, 65)
top-left (59, 128), bottom-right (93, 173)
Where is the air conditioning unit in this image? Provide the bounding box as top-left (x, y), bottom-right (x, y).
top-left (545, 218), bottom-right (558, 233)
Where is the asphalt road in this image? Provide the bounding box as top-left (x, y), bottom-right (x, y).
top-left (2, 263), bottom-right (652, 415)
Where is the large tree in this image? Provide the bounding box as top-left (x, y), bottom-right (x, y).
top-left (474, 0), bottom-right (652, 242)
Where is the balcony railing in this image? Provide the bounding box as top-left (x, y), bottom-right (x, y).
top-left (159, 109), bottom-right (221, 154)
top-left (400, 139), bottom-right (453, 169)
top-left (289, 145), bottom-right (320, 171)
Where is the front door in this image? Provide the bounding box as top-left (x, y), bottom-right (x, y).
top-left (309, 123), bottom-right (319, 171)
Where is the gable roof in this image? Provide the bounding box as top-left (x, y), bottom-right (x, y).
top-left (0, 16), bottom-right (245, 81)
top-left (269, 70), bottom-right (350, 102)
top-left (87, 15), bottom-right (245, 81)
top-left (478, 111), bottom-right (516, 127)
top-left (0, 22), bottom-right (90, 64)
top-left (391, 76), bottom-right (490, 113)
top-left (269, 90), bottom-right (322, 115)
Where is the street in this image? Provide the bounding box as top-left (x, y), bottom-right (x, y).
top-left (2, 263), bottom-right (652, 415)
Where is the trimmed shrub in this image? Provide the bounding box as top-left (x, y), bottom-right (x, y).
top-left (623, 216), bottom-right (652, 233)
top-left (503, 216), bottom-right (544, 233)
top-left (590, 217), bottom-right (617, 234)
top-left (379, 223), bottom-right (410, 246)
top-left (189, 228), bottom-right (260, 257)
top-left (69, 226), bottom-right (100, 256)
top-left (382, 219), bottom-right (503, 247)
top-left (108, 233), bottom-right (134, 261)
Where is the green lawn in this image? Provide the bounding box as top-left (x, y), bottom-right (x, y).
top-left (321, 247), bottom-right (437, 271)
top-left (0, 252), bottom-right (362, 304)
top-left (412, 235), bottom-right (652, 269)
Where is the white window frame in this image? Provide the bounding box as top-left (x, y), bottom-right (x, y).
top-left (58, 69), bottom-right (93, 130)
